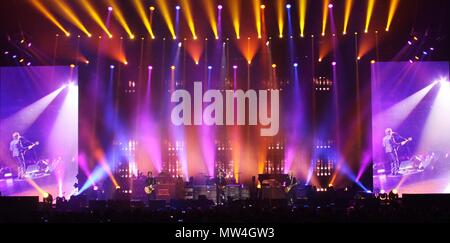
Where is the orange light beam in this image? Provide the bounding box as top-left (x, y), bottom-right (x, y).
top-left (253, 0), bottom-right (262, 38)
top-left (25, 178), bottom-right (48, 197)
top-left (156, 0), bottom-right (176, 39)
top-left (54, 0), bottom-right (91, 37)
top-left (276, 0), bottom-right (286, 38)
top-left (322, 0), bottom-right (330, 36)
top-left (228, 0), bottom-right (241, 39)
top-left (80, 0), bottom-right (113, 38)
top-left (180, 0), bottom-right (197, 39)
top-left (132, 0), bottom-right (154, 39)
top-left (203, 0), bottom-right (218, 39)
top-left (29, 0), bottom-right (70, 36)
top-left (365, 0), bottom-right (375, 33)
top-left (343, 0), bottom-right (353, 35)
top-left (386, 0), bottom-right (400, 31)
top-left (298, 0), bottom-right (307, 37)
top-left (108, 0), bottom-right (135, 39)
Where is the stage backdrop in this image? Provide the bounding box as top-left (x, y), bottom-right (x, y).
top-left (0, 66), bottom-right (78, 199)
top-left (372, 61), bottom-right (449, 194)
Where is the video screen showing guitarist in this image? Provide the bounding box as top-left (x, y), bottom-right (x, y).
top-left (145, 171), bottom-right (156, 200)
top-left (382, 128), bottom-right (412, 176)
top-left (9, 132), bottom-right (39, 179)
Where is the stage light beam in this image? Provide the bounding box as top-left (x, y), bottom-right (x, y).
top-left (322, 0), bottom-right (330, 36)
top-left (29, 0), bottom-right (70, 36)
top-left (203, 0), bottom-right (218, 39)
top-left (276, 0), bottom-right (286, 39)
top-left (49, 82), bottom-right (78, 163)
top-left (180, 0), bottom-right (197, 40)
top-left (80, 0), bottom-right (113, 38)
top-left (156, 0), bottom-right (176, 39)
top-left (108, 0), bottom-right (135, 39)
top-left (343, 0), bottom-right (353, 35)
top-left (376, 82), bottom-right (436, 130)
top-left (298, 0), bottom-right (307, 37)
top-left (253, 0), bottom-right (262, 38)
top-left (419, 77), bottom-right (450, 153)
top-left (228, 0), bottom-right (241, 39)
top-left (365, 0), bottom-right (375, 33)
top-left (54, 0), bottom-right (91, 37)
top-left (386, 0), bottom-right (400, 31)
top-left (132, 0), bottom-right (155, 38)
top-left (1, 86), bottom-right (64, 133)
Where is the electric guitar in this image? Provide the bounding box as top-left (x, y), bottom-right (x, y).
top-left (285, 182), bottom-right (299, 193)
top-left (400, 137), bottom-right (413, 146)
top-left (144, 184), bottom-right (155, 194)
top-left (22, 141), bottom-right (39, 155)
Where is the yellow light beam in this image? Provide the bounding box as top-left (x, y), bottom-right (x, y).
top-left (29, 0), bottom-right (70, 36)
top-left (298, 0), bottom-right (307, 37)
top-left (253, 0), bottom-right (262, 38)
top-left (365, 0), bottom-right (376, 33)
top-left (386, 0), bottom-right (400, 31)
top-left (25, 178), bottom-right (48, 197)
top-left (108, 0), bottom-right (134, 39)
top-left (156, 0), bottom-right (176, 39)
top-left (203, 0), bottom-right (218, 39)
top-left (80, 0), bottom-right (113, 38)
top-left (132, 0), bottom-right (154, 39)
top-left (322, 0), bottom-right (330, 36)
top-left (54, 0), bottom-right (91, 37)
top-left (149, 6), bottom-right (155, 37)
top-left (180, 0), bottom-right (197, 39)
top-left (343, 0), bottom-right (353, 35)
top-left (276, 0), bottom-right (286, 38)
top-left (228, 0), bottom-right (241, 39)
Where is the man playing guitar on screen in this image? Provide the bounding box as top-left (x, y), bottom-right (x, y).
top-left (9, 132), bottom-right (39, 179)
top-left (382, 128), bottom-right (412, 176)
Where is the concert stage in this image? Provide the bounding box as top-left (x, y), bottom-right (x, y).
top-left (0, 0), bottom-right (449, 235)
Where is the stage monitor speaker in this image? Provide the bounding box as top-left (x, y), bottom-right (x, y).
top-left (0, 196), bottom-right (39, 212)
top-left (89, 200), bottom-right (107, 210)
top-left (402, 194), bottom-right (450, 208)
top-left (261, 187), bottom-right (286, 200)
top-left (147, 199), bottom-right (166, 210)
top-left (108, 200), bottom-right (131, 211)
top-left (193, 185), bottom-right (217, 203)
top-left (131, 200), bottom-right (145, 209)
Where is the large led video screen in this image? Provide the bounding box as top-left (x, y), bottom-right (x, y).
top-left (0, 66), bottom-right (78, 200)
top-left (372, 62), bottom-right (449, 194)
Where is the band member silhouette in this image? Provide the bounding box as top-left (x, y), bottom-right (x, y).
top-left (145, 171), bottom-right (157, 200)
top-left (286, 172), bottom-right (298, 205)
top-left (216, 169), bottom-right (227, 205)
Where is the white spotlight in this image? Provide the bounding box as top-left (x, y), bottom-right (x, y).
top-left (439, 78), bottom-right (449, 86)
